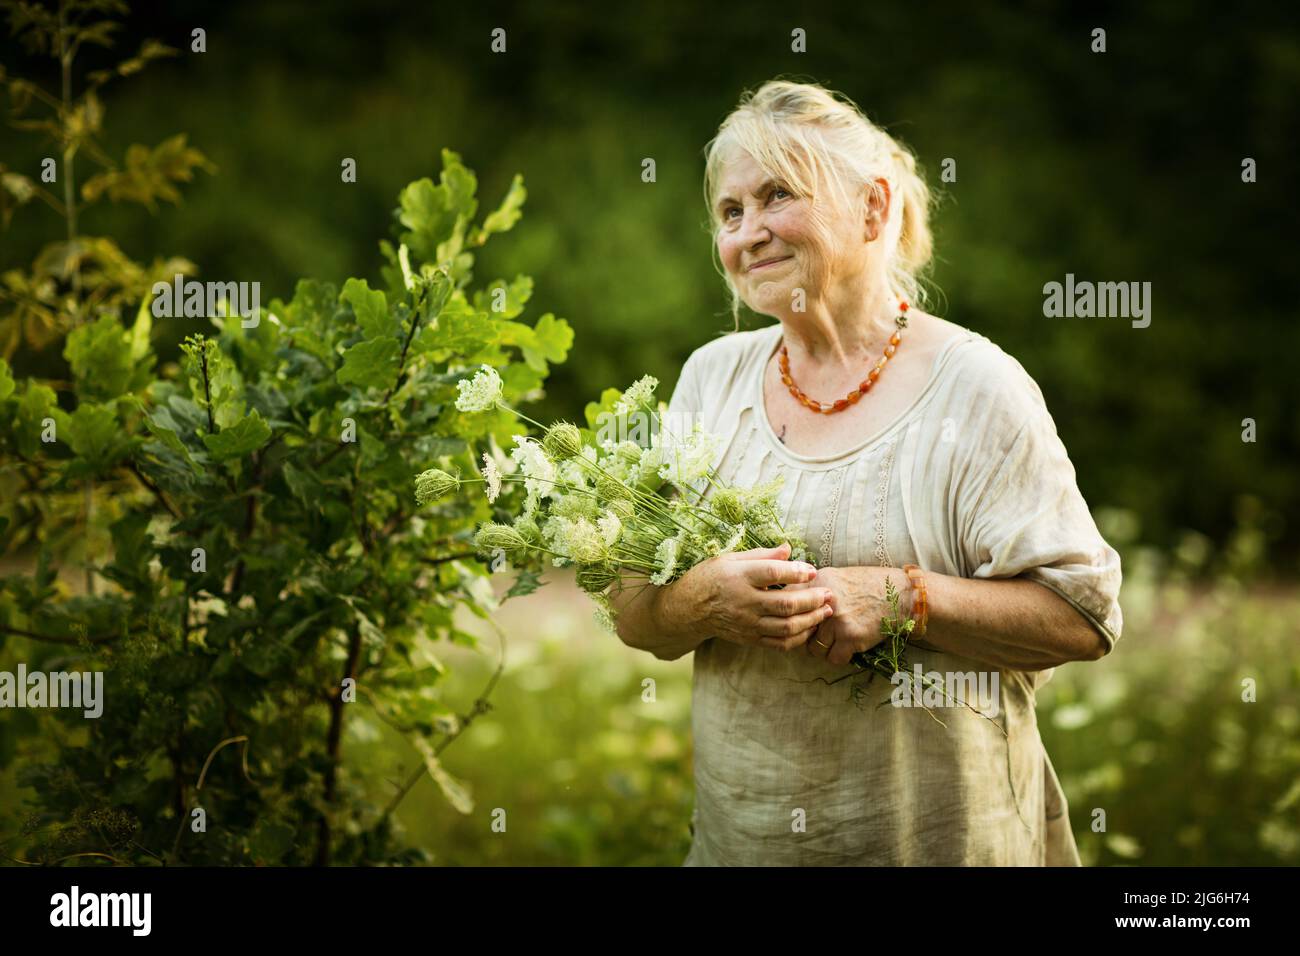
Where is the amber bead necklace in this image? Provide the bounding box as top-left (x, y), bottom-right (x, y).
top-left (779, 300), bottom-right (909, 414)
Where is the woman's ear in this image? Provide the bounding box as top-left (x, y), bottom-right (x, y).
top-left (864, 177), bottom-right (892, 242)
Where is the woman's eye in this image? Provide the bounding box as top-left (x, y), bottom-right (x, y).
top-left (772, 187), bottom-right (790, 201)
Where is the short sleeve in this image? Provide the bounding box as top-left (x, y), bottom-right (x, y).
top-left (955, 356), bottom-right (1124, 654)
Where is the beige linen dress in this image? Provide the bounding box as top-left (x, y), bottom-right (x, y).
top-left (666, 321), bottom-right (1123, 866)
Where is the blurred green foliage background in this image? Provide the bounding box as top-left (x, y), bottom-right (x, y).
top-left (5, 0), bottom-right (1298, 561)
top-left (3, 0), bottom-right (1298, 866)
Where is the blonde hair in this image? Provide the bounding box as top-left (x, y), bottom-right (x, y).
top-left (702, 78), bottom-right (935, 331)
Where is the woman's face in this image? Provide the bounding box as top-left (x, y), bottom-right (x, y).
top-left (714, 150), bottom-right (883, 319)
top-left (714, 151), bottom-right (815, 316)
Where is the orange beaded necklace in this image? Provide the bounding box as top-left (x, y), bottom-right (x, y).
top-left (779, 301), bottom-right (909, 414)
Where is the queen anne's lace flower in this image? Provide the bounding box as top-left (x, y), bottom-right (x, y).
top-left (591, 596), bottom-right (618, 634)
top-left (650, 535), bottom-right (681, 585)
top-left (480, 452), bottom-right (502, 503)
top-left (721, 523), bottom-right (746, 553)
top-left (455, 365), bottom-right (504, 413)
top-left (633, 444), bottom-right (665, 486)
top-left (510, 436), bottom-right (557, 514)
top-left (613, 375), bottom-right (659, 415)
top-left (597, 512), bottom-right (623, 546)
top-left (657, 421), bottom-right (722, 487)
top-left (544, 515), bottom-right (606, 564)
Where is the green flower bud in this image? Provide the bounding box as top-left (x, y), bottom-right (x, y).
top-left (712, 488), bottom-right (745, 525)
top-left (576, 562), bottom-right (619, 594)
top-left (415, 468), bottom-right (459, 505)
top-left (614, 441), bottom-right (643, 463)
top-left (515, 516), bottom-right (543, 548)
top-left (474, 522), bottom-right (528, 555)
top-left (596, 475), bottom-right (634, 503)
top-left (608, 497), bottom-right (636, 521)
top-left (543, 421), bottom-right (584, 461)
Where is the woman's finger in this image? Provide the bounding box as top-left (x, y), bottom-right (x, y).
top-left (756, 586), bottom-right (832, 618)
top-left (756, 604), bottom-right (833, 644)
top-left (743, 558), bottom-right (817, 588)
top-left (805, 626), bottom-right (833, 659)
top-left (728, 542), bottom-right (791, 561)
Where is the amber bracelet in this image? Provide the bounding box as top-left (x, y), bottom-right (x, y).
top-left (902, 563), bottom-right (928, 637)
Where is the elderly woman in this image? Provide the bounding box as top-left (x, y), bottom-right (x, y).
top-left (610, 79), bottom-right (1123, 866)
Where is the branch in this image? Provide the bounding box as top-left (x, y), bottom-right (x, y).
top-left (379, 284), bottom-right (430, 407)
top-left (380, 615), bottom-right (508, 821)
top-left (419, 551), bottom-right (479, 567)
top-left (126, 461), bottom-right (180, 518)
top-left (316, 627), bottom-right (364, 866)
top-left (198, 343), bottom-right (215, 433)
top-left (0, 624), bottom-right (121, 646)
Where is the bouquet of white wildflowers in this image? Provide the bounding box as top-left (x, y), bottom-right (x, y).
top-left (414, 365), bottom-right (811, 631)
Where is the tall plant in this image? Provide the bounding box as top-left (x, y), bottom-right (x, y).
top-left (0, 143), bottom-right (569, 864)
top-left (0, 0), bottom-right (213, 356)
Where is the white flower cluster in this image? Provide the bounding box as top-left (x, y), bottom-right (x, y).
top-left (650, 535), bottom-right (681, 586)
top-left (509, 436), bottom-right (557, 515)
top-left (654, 420), bottom-right (722, 489)
top-left (480, 453), bottom-right (502, 503)
top-left (613, 375), bottom-right (659, 416)
top-left (455, 365), bottom-right (504, 413)
top-left (430, 369), bottom-right (812, 634)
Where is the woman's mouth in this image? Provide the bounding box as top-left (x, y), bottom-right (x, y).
top-left (748, 256), bottom-right (792, 273)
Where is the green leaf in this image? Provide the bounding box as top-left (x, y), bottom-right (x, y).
top-left (143, 409), bottom-right (200, 472)
top-left (340, 277), bottom-right (396, 340)
top-left (503, 569), bottom-right (547, 601)
top-left (584, 387), bottom-right (625, 431)
top-left (500, 361), bottom-right (544, 401)
top-left (337, 336), bottom-right (400, 387)
top-left (398, 151), bottom-right (479, 264)
top-left (521, 313), bottom-right (573, 372)
top-left (129, 291), bottom-right (152, 361)
top-left (281, 460), bottom-right (325, 510)
top-left (64, 402), bottom-right (127, 465)
top-left (415, 297), bottom-right (496, 357)
top-left (201, 409), bottom-right (271, 461)
top-left (248, 819), bottom-right (296, 864)
top-left (480, 173), bottom-right (526, 236)
top-left (64, 314), bottom-right (133, 400)
top-left (411, 735), bottom-right (474, 814)
top-left (104, 511), bottom-right (153, 588)
top-left (13, 383), bottom-right (57, 457)
top-left (80, 133), bottom-right (215, 211)
top-left (473, 274), bottom-right (533, 320)
top-left (0, 357), bottom-right (13, 401)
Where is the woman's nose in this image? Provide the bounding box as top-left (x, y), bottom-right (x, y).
top-left (736, 215), bottom-right (772, 253)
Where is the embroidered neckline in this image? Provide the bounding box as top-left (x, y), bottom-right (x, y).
top-left (750, 324), bottom-right (969, 468)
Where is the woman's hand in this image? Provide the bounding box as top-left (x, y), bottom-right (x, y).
top-left (791, 565), bottom-right (895, 666)
top-left (658, 541), bottom-right (835, 652)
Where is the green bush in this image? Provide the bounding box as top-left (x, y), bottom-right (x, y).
top-left (0, 145), bottom-right (571, 865)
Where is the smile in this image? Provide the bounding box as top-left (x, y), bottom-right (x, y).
top-left (749, 256), bottom-right (792, 272)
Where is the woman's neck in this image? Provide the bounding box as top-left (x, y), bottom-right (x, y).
top-left (778, 283), bottom-right (900, 370)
